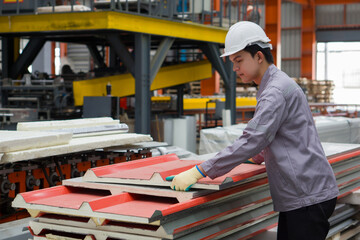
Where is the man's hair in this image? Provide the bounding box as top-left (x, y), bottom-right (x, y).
top-left (243, 44), bottom-right (274, 64)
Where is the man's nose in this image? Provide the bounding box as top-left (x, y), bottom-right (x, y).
top-left (233, 64), bottom-right (239, 72)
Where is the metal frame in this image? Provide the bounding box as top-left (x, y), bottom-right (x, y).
top-left (134, 33), bottom-right (151, 134)
top-left (86, 44), bottom-right (106, 69)
top-left (9, 37), bottom-right (46, 79)
top-left (107, 34), bottom-right (135, 77)
top-left (201, 43), bottom-right (236, 124)
top-left (150, 37), bottom-right (174, 83)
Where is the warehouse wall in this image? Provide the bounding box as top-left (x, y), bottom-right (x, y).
top-left (316, 3), bottom-right (360, 27)
top-left (316, 3), bottom-right (360, 42)
top-left (281, 1), bottom-right (302, 78)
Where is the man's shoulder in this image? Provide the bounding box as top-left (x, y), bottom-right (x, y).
top-left (268, 70), bottom-right (300, 98)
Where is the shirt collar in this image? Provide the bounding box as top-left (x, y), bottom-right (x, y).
top-left (256, 64), bottom-right (277, 99)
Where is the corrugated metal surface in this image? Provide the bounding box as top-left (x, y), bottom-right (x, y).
top-left (346, 3), bottom-right (360, 25)
top-left (316, 4), bottom-right (344, 26)
top-left (281, 60), bottom-right (301, 78)
top-left (281, 29), bottom-right (301, 59)
top-left (67, 43), bottom-right (90, 73)
top-left (281, 2), bottom-right (301, 78)
top-left (281, 2), bottom-right (302, 28)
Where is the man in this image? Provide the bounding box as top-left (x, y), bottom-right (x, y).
top-left (167, 21), bottom-right (339, 240)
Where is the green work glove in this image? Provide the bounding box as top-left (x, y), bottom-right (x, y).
top-left (166, 166), bottom-right (205, 191)
top-left (244, 158), bottom-right (256, 164)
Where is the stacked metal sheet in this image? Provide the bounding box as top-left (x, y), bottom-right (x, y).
top-left (199, 116), bottom-right (360, 154)
top-left (12, 143), bottom-right (360, 240)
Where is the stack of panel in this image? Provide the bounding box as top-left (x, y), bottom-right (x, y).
top-left (12, 143), bottom-right (360, 240)
top-left (199, 116), bottom-right (360, 154)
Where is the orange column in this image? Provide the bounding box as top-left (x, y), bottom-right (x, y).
top-left (213, 0), bottom-right (220, 11)
top-left (265, 0), bottom-right (281, 67)
top-left (201, 71), bottom-right (220, 96)
top-left (51, 42), bottom-right (56, 76)
top-left (60, 43), bottom-right (67, 58)
top-left (301, 2), bottom-right (316, 79)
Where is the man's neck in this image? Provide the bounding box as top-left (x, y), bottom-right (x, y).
top-left (254, 62), bottom-right (271, 85)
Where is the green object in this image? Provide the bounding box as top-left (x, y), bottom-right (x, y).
top-left (166, 176), bottom-right (175, 181)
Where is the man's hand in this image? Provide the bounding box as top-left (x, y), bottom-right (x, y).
top-left (166, 166), bottom-right (205, 191)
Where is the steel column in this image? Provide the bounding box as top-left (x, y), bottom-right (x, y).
top-left (177, 85), bottom-right (184, 117)
top-left (106, 34), bottom-right (135, 77)
top-left (201, 43), bottom-right (236, 124)
top-left (109, 47), bottom-right (117, 68)
top-left (225, 58), bottom-right (236, 125)
top-left (1, 37), bottom-right (15, 79)
top-left (134, 33), bottom-right (151, 134)
top-left (150, 37), bottom-right (174, 84)
top-left (87, 44), bottom-right (107, 69)
top-left (10, 37), bottom-right (46, 79)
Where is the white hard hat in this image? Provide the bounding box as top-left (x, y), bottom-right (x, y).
top-left (220, 21), bottom-right (272, 57)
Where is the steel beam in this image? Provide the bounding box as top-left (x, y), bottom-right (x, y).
top-left (201, 43), bottom-right (236, 124)
top-left (86, 44), bottom-right (106, 69)
top-left (10, 37), bottom-right (46, 79)
top-left (106, 34), bottom-right (135, 77)
top-left (73, 60), bottom-right (212, 106)
top-left (134, 33), bottom-right (151, 134)
top-left (150, 37), bottom-right (174, 84)
top-left (0, 12), bottom-right (227, 44)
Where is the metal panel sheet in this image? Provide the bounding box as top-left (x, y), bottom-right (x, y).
top-left (13, 178), bottom-right (270, 224)
top-left (62, 177), bottom-right (213, 203)
top-left (1, 133), bottom-right (152, 163)
top-left (83, 154), bottom-right (266, 190)
top-left (29, 220), bottom-right (160, 240)
top-left (316, 5), bottom-right (344, 26)
top-left (36, 189), bottom-right (271, 239)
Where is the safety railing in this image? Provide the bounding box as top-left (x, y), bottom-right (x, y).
top-left (0, 0), bottom-right (262, 28)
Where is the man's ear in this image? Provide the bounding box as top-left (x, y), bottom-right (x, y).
top-left (257, 51), bottom-right (264, 63)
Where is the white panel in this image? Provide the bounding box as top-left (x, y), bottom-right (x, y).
top-left (346, 3), bottom-right (360, 25)
top-left (188, 0), bottom-right (211, 14)
top-left (32, 41), bottom-right (52, 74)
top-left (316, 5), bottom-right (344, 26)
top-left (172, 116), bottom-right (197, 153)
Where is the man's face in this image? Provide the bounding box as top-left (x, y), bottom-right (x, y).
top-left (229, 50), bottom-right (260, 84)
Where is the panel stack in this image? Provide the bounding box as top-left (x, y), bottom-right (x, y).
top-left (12, 143), bottom-right (360, 240)
top-left (293, 77), bottom-right (334, 103)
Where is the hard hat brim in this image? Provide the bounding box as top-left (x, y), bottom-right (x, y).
top-left (220, 49), bottom-right (241, 58)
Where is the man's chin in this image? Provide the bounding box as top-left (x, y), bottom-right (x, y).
top-left (239, 77), bottom-right (252, 84)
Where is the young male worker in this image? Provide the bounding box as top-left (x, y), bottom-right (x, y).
top-left (167, 21), bottom-right (339, 240)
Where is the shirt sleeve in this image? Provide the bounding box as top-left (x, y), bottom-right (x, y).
top-left (200, 87), bottom-right (287, 179)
